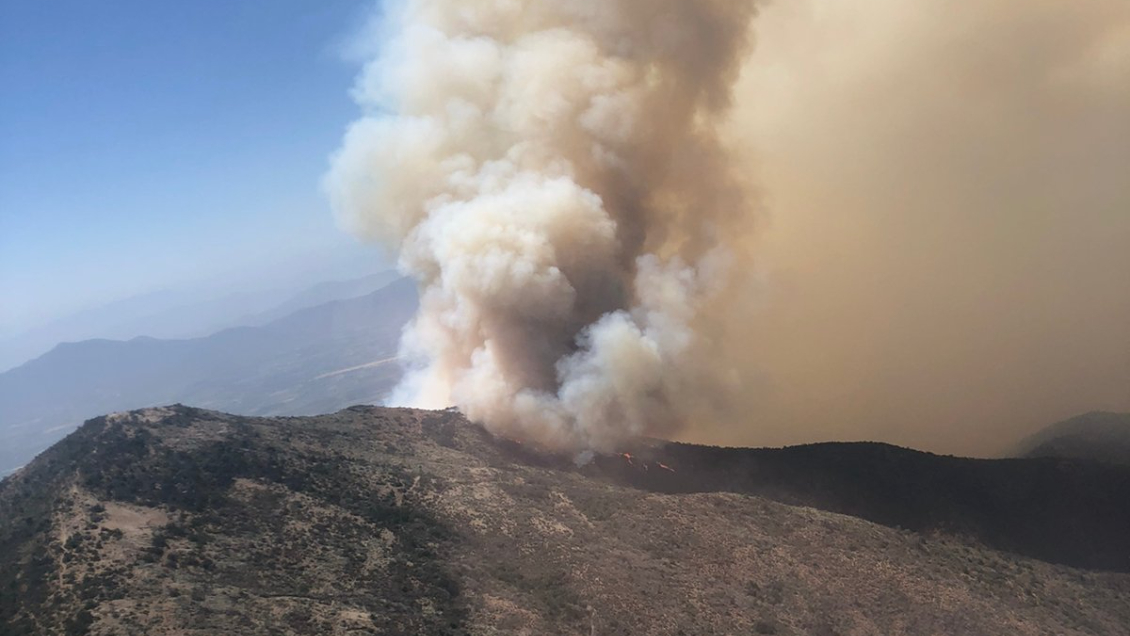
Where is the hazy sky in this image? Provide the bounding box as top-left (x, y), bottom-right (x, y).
top-left (0, 0), bottom-right (378, 334)
top-left (2, 0), bottom-right (1126, 453)
top-left (716, 0), bottom-right (1130, 454)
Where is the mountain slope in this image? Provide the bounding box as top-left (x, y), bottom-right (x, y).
top-left (1014, 412), bottom-right (1130, 466)
top-left (0, 253), bottom-right (388, 373)
top-left (641, 440), bottom-right (1130, 571)
top-left (0, 279), bottom-right (417, 475)
top-left (2, 406), bottom-right (1128, 635)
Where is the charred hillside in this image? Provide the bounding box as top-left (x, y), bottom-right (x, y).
top-left (2, 406), bottom-right (1129, 635)
top-left (591, 440), bottom-right (1130, 572)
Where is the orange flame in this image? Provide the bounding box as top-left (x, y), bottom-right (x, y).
top-left (620, 452), bottom-right (634, 466)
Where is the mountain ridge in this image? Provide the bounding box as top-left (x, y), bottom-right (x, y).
top-left (2, 405), bottom-right (1128, 635)
top-left (0, 279), bottom-right (417, 475)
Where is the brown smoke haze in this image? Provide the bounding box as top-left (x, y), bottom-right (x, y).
top-left (328, 0), bottom-right (1130, 456)
top-left (723, 0), bottom-right (1130, 455)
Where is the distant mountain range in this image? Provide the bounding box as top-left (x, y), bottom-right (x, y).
top-left (1013, 411), bottom-right (1130, 466)
top-left (229, 271), bottom-right (402, 328)
top-left (0, 277), bottom-right (418, 475)
top-left (0, 267), bottom-right (399, 373)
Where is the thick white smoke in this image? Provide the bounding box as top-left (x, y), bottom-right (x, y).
top-left (326, 0), bottom-right (760, 451)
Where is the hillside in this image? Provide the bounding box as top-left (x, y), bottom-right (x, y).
top-left (2, 406), bottom-right (1128, 635)
top-left (1014, 412), bottom-right (1130, 466)
top-left (0, 279), bottom-right (417, 475)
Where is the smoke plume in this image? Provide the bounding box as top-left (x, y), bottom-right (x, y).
top-left (330, 0), bottom-right (1130, 456)
top-left (326, 0), bottom-right (761, 451)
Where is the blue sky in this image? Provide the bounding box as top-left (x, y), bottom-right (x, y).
top-left (0, 0), bottom-right (383, 334)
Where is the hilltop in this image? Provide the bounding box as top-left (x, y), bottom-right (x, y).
top-left (2, 406), bottom-right (1128, 635)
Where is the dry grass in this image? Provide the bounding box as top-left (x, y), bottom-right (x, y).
top-left (1, 405), bottom-right (1127, 635)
